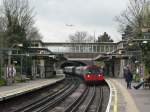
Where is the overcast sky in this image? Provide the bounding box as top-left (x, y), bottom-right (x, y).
top-left (2, 0), bottom-right (129, 42)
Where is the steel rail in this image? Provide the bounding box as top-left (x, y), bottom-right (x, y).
top-left (96, 87), bottom-right (103, 112)
top-left (65, 85), bottom-right (103, 112)
top-left (34, 79), bottom-right (80, 112)
top-left (82, 86), bottom-right (96, 112)
top-left (63, 86), bottom-right (89, 112)
top-left (14, 78), bottom-right (75, 112)
top-left (65, 86), bottom-right (90, 112)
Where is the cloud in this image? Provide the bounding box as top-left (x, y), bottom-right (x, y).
top-left (0, 0), bottom-right (128, 42)
top-left (30, 0), bottom-right (128, 42)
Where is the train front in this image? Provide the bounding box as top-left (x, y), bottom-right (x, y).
top-left (83, 66), bottom-right (104, 85)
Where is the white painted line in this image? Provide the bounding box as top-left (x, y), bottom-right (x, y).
top-left (105, 79), bottom-right (113, 112)
top-left (0, 77), bottom-right (65, 101)
top-left (111, 79), bottom-right (139, 112)
top-left (105, 79), bottom-right (118, 112)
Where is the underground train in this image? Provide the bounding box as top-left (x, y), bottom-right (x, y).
top-left (64, 65), bottom-right (105, 84)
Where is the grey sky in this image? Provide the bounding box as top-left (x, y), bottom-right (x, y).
top-left (2, 0), bottom-right (129, 42)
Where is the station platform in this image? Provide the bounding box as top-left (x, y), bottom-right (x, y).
top-left (107, 78), bottom-right (150, 112)
top-left (0, 74), bottom-right (65, 101)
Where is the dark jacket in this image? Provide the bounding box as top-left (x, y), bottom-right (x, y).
top-left (124, 69), bottom-right (133, 82)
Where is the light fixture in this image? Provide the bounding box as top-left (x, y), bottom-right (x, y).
top-left (142, 41), bottom-right (148, 44)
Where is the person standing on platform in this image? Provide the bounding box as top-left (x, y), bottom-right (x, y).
top-left (6, 64), bottom-right (16, 85)
top-left (6, 65), bottom-right (12, 85)
top-left (124, 65), bottom-right (133, 89)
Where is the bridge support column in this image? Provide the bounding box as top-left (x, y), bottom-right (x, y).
top-left (32, 60), bottom-right (37, 79)
top-left (119, 59), bottom-right (125, 78)
top-left (113, 59), bottom-right (125, 78)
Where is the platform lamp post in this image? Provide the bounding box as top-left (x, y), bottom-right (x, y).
top-left (139, 40), bottom-right (148, 76)
top-left (20, 54), bottom-right (23, 77)
top-left (20, 53), bottom-right (30, 80)
top-left (8, 43), bottom-right (23, 66)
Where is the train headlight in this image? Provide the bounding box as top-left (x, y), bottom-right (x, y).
top-left (87, 75), bottom-right (90, 78)
top-left (98, 74), bottom-right (101, 77)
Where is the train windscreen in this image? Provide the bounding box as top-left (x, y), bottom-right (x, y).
top-left (83, 68), bottom-right (103, 74)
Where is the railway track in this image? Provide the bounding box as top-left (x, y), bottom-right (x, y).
top-left (64, 86), bottom-right (103, 112)
top-left (87, 87), bottom-right (103, 112)
top-left (13, 77), bottom-right (107, 112)
top-left (14, 78), bottom-right (80, 112)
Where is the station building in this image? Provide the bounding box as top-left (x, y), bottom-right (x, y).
top-left (1, 36), bottom-right (150, 79)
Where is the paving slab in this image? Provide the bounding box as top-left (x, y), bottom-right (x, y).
top-left (110, 78), bottom-right (150, 112)
top-left (106, 79), bottom-right (127, 112)
top-left (0, 75), bottom-right (65, 101)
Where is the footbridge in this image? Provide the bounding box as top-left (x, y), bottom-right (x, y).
top-left (43, 42), bottom-right (118, 60)
top-left (30, 39), bottom-right (150, 77)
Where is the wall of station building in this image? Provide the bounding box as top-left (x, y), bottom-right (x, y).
top-left (103, 59), bottom-right (126, 78)
top-left (46, 41), bottom-right (126, 78)
top-left (32, 40), bottom-right (127, 78)
top-left (32, 39), bottom-right (150, 78)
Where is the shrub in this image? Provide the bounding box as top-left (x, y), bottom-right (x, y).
top-left (14, 75), bottom-right (25, 83)
top-left (133, 73), bottom-right (140, 82)
top-left (14, 74), bottom-right (30, 83)
top-left (0, 78), bottom-right (6, 86)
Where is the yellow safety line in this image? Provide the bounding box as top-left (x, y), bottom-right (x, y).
top-left (113, 79), bottom-right (139, 112)
top-left (110, 80), bottom-right (118, 112)
top-left (113, 89), bottom-right (117, 112)
top-left (105, 79), bottom-right (118, 112)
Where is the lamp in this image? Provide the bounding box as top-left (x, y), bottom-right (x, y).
top-left (8, 43), bottom-right (23, 65)
top-left (142, 41), bottom-right (148, 44)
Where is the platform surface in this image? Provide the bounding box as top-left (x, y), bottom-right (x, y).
top-left (0, 75), bottom-right (65, 101)
top-left (110, 78), bottom-right (150, 112)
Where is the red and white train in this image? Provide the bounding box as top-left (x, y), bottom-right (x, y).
top-left (64, 65), bottom-right (105, 84)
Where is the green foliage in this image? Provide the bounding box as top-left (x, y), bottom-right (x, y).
top-left (141, 42), bottom-right (150, 72)
top-left (95, 61), bottom-right (105, 67)
top-left (0, 78), bottom-right (6, 86)
top-left (127, 42), bottom-right (141, 51)
top-left (133, 73), bottom-right (140, 82)
top-left (0, 0), bottom-right (35, 48)
top-left (0, 67), bottom-right (2, 77)
top-left (97, 32), bottom-right (113, 42)
top-left (0, 65), bottom-right (4, 78)
top-left (145, 68), bottom-right (149, 77)
top-left (116, 0), bottom-right (150, 39)
top-left (122, 25), bottom-right (133, 40)
top-left (14, 74), bottom-right (30, 83)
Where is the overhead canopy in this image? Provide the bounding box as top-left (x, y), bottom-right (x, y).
top-left (95, 54), bottom-right (131, 61)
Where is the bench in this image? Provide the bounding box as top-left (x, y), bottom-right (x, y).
top-left (143, 78), bottom-right (150, 89)
top-left (19, 75), bottom-right (30, 82)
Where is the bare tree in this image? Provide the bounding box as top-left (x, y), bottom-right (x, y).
top-left (69, 31), bottom-right (94, 43)
top-left (68, 31), bottom-right (95, 52)
top-left (27, 27), bottom-right (43, 41)
top-left (0, 0), bottom-right (35, 47)
top-left (115, 0), bottom-right (150, 38)
top-left (0, 16), bottom-right (7, 47)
